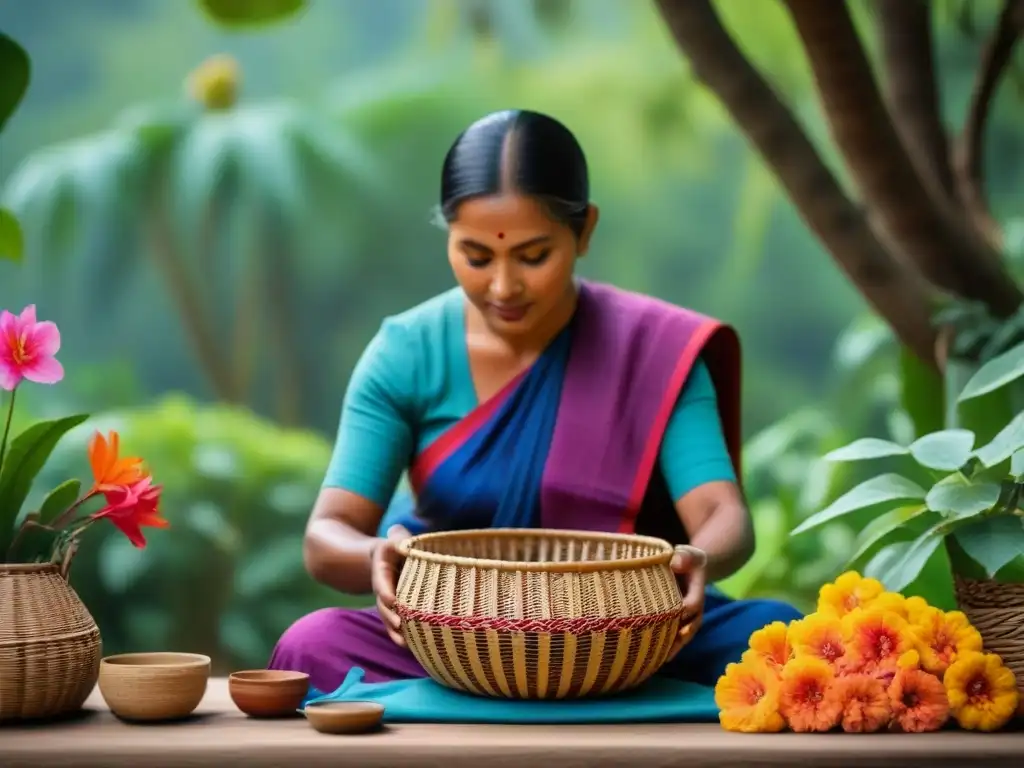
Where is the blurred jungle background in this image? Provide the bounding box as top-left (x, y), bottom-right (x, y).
top-left (1, 0), bottom-right (1022, 674)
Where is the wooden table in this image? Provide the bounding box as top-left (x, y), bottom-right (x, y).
top-left (2, 678), bottom-right (1023, 767)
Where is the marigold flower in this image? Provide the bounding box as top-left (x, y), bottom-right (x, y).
top-left (817, 571), bottom-right (885, 618)
top-left (910, 607), bottom-right (983, 677)
top-left (840, 608), bottom-right (915, 677)
top-left (779, 657), bottom-right (842, 732)
top-left (741, 620), bottom-right (792, 669)
top-left (0, 304), bottom-right (63, 390)
top-left (898, 649), bottom-right (921, 670)
top-left (788, 613), bottom-right (846, 669)
top-left (714, 657), bottom-right (786, 733)
top-left (888, 667), bottom-right (949, 732)
top-left (903, 595), bottom-right (930, 625)
top-left (88, 430), bottom-right (147, 491)
top-left (826, 673), bottom-right (891, 733)
top-left (865, 591), bottom-right (908, 619)
top-left (944, 651), bottom-right (1020, 732)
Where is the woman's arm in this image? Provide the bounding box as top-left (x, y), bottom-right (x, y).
top-left (659, 359), bottom-right (755, 582)
top-left (304, 322), bottom-right (417, 595)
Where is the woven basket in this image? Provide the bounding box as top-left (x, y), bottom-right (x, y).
top-left (955, 576), bottom-right (1024, 707)
top-left (394, 528), bottom-right (690, 700)
top-left (0, 561), bottom-right (102, 721)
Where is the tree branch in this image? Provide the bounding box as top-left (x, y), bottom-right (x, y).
top-left (873, 0), bottom-right (956, 202)
top-left (954, 0), bottom-right (1024, 247)
top-left (653, 0), bottom-right (938, 364)
top-left (781, 0), bottom-right (1022, 317)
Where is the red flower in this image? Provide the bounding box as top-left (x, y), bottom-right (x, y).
top-left (91, 476), bottom-right (169, 548)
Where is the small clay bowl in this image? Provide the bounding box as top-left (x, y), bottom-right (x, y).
top-left (303, 701), bottom-right (385, 734)
top-left (99, 652), bottom-right (210, 722)
top-left (228, 670), bottom-right (309, 718)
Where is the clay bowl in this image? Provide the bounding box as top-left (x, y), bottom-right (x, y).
top-left (228, 670), bottom-right (309, 718)
top-left (303, 701), bottom-right (385, 735)
top-left (98, 652), bottom-right (210, 722)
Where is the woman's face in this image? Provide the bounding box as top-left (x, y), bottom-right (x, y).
top-left (447, 193), bottom-right (598, 339)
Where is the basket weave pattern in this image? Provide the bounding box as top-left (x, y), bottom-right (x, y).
top-left (955, 576), bottom-right (1024, 697)
top-left (395, 529), bottom-right (684, 700)
top-left (0, 563), bottom-right (102, 721)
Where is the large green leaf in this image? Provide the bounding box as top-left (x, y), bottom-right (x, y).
top-left (0, 415), bottom-right (89, 559)
top-left (844, 505), bottom-right (933, 567)
top-left (38, 479), bottom-right (82, 526)
top-left (0, 32), bottom-right (30, 132)
top-left (925, 474), bottom-right (1001, 518)
top-left (1012, 449), bottom-right (1024, 479)
top-left (952, 515), bottom-right (1024, 579)
top-left (866, 523), bottom-right (946, 593)
top-left (909, 429), bottom-right (975, 471)
top-left (824, 437), bottom-right (908, 463)
top-left (975, 411), bottom-right (1024, 468)
top-left (959, 341), bottom-right (1024, 402)
top-left (0, 208), bottom-right (23, 263)
top-left (196, 0), bottom-right (306, 28)
top-left (791, 474), bottom-right (926, 536)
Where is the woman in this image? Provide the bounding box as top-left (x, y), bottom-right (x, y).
top-left (268, 109), bottom-right (801, 695)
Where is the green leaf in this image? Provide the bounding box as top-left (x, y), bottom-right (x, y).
top-left (909, 429), bottom-right (975, 471)
top-left (959, 341), bottom-right (1024, 401)
top-left (952, 515), bottom-right (1024, 579)
top-left (899, 346), bottom-right (944, 438)
top-left (0, 415), bottom-right (90, 557)
top-left (0, 208), bottom-right (23, 263)
top-left (975, 410), bottom-right (1024, 468)
top-left (791, 474), bottom-right (926, 536)
top-left (38, 479), bottom-right (82, 526)
top-left (925, 474), bottom-right (1001, 518)
top-left (196, 0), bottom-right (306, 28)
top-left (867, 523), bottom-right (946, 593)
top-left (845, 505), bottom-right (933, 567)
top-left (824, 437), bottom-right (908, 462)
top-left (1012, 449), bottom-right (1024, 479)
top-left (0, 32), bottom-right (30, 132)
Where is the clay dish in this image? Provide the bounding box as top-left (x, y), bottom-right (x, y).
top-left (99, 652), bottom-right (210, 722)
top-left (228, 670), bottom-right (309, 717)
top-left (303, 701), bottom-right (385, 734)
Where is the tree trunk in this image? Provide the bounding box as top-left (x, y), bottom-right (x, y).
top-left (781, 0), bottom-right (1022, 317)
top-left (653, 0), bottom-right (937, 364)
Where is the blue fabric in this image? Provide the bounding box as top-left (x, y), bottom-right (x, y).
top-left (414, 327), bottom-right (572, 532)
top-left (324, 287), bottom-right (735, 512)
top-left (301, 668), bottom-right (719, 724)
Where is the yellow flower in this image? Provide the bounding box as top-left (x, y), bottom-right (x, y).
top-left (897, 649), bottom-right (921, 670)
top-left (741, 620), bottom-right (792, 669)
top-left (714, 657), bottom-right (786, 733)
top-left (840, 607), bottom-right (915, 676)
top-left (865, 591), bottom-right (908, 619)
top-left (944, 651), bottom-right (1019, 732)
top-left (911, 607), bottom-right (983, 677)
top-left (817, 571), bottom-right (885, 618)
top-left (902, 595), bottom-right (930, 625)
top-left (788, 613), bottom-right (846, 669)
top-left (186, 54), bottom-right (240, 111)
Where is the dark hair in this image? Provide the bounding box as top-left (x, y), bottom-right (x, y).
top-left (436, 109), bottom-right (591, 237)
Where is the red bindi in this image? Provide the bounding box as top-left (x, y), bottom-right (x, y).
top-left (497, 232), bottom-right (505, 239)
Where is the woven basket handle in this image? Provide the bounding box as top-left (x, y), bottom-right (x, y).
top-left (59, 539), bottom-right (80, 581)
top-left (667, 610), bottom-right (703, 662)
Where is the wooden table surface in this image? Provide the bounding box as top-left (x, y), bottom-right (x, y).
top-left (2, 678), bottom-right (1023, 767)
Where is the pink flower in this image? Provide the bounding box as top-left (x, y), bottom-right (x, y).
top-left (0, 305), bottom-right (64, 391)
top-left (90, 476), bottom-right (170, 549)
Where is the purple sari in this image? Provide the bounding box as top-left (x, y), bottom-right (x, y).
top-left (268, 282), bottom-right (799, 692)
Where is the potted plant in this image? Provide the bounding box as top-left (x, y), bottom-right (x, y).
top-left (0, 304), bottom-right (169, 722)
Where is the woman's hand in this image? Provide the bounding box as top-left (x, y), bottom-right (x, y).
top-left (667, 544), bottom-right (708, 660)
top-left (371, 524), bottom-right (411, 647)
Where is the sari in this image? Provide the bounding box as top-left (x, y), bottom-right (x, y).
top-left (268, 281), bottom-right (800, 693)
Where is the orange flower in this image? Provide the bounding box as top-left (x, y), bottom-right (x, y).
top-left (788, 613), bottom-right (846, 669)
top-left (944, 651), bottom-right (1020, 732)
top-left (714, 657), bottom-right (786, 733)
top-left (888, 667), bottom-right (949, 732)
top-left (742, 621), bottom-right (792, 669)
top-left (910, 607), bottom-right (983, 677)
top-left (779, 657), bottom-right (842, 732)
top-left (817, 571), bottom-right (885, 618)
top-left (826, 673), bottom-right (891, 733)
top-left (90, 476), bottom-right (169, 548)
top-left (88, 430), bottom-right (146, 491)
top-left (840, 608), bottom-right (915, 677)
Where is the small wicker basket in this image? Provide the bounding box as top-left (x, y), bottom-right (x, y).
top-left (394, 528), bottom-right (691, 700)
top-left (955, 576), bottom-right (1024, 709)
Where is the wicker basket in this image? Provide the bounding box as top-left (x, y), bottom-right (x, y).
top-left (0, 562), bottom-right (102, 721)
top-left (955, 576), bottom-right (1024, 707)
top-left (394, 528), bottom-right (690, 700)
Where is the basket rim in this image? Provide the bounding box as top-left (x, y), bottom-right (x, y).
top-left (0, 562), bottom-right (60, 577)
top-left (395, 527), bottom-right (676, 572)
